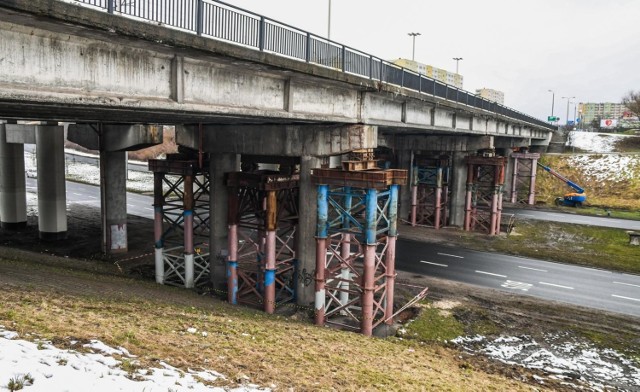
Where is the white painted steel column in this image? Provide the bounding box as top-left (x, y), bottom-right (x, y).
top-left (35, 124), bottom-right (67, 240)
top-left (0, 122), bottom-right (27, 229)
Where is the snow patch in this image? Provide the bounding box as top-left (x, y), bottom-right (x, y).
top-left (566, 154), bottom-right (640, 182)
top-left (566, 131), bottom-right (622, 153)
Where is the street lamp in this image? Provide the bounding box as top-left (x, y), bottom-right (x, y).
top-left (562, 96), bottom-right (575, 126)
top-left (407, 32), bottom-right (421, 61)
top-left (327, 0), bottom-right (332, 40)
top-left (452, 57), bottom-right (463, 74)
top-left (548, 89), bottom-right (555, 122)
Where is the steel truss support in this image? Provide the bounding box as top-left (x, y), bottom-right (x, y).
top-left (226, 171), bottom-right (299, 313)
top-left (510, 152), bottom-right (540, 205)
top-left (463, 156), bottom-right (506, 235)
top-left (312, 167), bottom-right (406, 336)
top-left (410, 156), bottom-right (451, 229)
top-left (150, 157), bottom-right (210, 288)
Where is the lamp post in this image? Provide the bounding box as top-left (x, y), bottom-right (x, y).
top-left (562, 96), bottom-right (575, 126)
top-left (408, 32), bottom-right (421, 61)
top-left (452, 57), bottom-right (463, 74)
top-left (327, 0), bottom-right (332, 40)
top-left (548, 89), bottom-right (555, 122)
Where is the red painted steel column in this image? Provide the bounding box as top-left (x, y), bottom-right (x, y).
top-left (362, 244), bottom-right (376, 336)
top-left (385, 236), bottom-right (397, 325)
top-left (529, 158), bottom-right (538, 205)
top-left (340, 233), bottom-right (351, 310)
top-left (511, 157), bottom-right (519, 203)
top-left (489, 166), bottom-right (499, 235)
top-left (264, 191), bottom-right (277, 314)
top-left (315, 237), bottom-right (327, 325)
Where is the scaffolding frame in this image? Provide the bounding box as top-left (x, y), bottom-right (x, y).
top-left (510, 152), bottom-right (540, 205)
top-left (410, 155), bottom-right (451, 229)
top-left (150, 157), bottom-right (210, 288)
top-left (226, 171), bottom-right (299, 313)
top-left (464, 156), bottom-right (506, 236)
top-left (312, 166), bottom-right (406, 336)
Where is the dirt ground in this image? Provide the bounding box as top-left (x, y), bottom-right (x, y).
top-left (2, 202), bottom-right (640, 390)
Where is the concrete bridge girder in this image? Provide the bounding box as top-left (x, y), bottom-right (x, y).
top-left (176, 124), bottom-right (377, 157)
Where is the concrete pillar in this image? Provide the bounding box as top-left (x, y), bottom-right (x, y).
top-left (210, 153), bottom-right (239, 293)
top-left (36, 124), bottom-right (67, 240)
top-left (448, 151), bottom-right (467, 227)
top-left (100, 150), bottom-right (128, 253)
top-left (397, 149), bottom-right (412, 221)
top-left (0, 122), bottom-right (27, 229)
top-left (298, 155), bottom-right (322, 306)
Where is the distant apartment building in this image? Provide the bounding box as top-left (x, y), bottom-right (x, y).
top-left (578, 102), bottom-right (627, 124)
top-left (392, 58), bottom-right (463, 89)
top-left (475, 88), bottom-right (504, 104)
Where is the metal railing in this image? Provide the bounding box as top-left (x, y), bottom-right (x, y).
top-left (70, 0), bottom-right (553, 130)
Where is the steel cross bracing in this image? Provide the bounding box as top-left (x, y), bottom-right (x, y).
top-left (410, 156), bottom-right (451, 229)
top-left (311, 167), bottom-right (406, 336)
top-left (463, 156), bottom-right (506, 235)
top-left (510, 152), bottom-right (540, 205)
top-left (149, 158), bottom-right (211, 288)
top-left (226, 171), bottom-right (299, 314)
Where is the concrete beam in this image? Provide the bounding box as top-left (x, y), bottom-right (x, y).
top-left (176, 124), bottom-right (377, 156)
top-left (68, 123), bottom-right (163, 151)
top-left (5, 124), bottom-right (36, 144)
top-left (393, 135), bottom-right (494, 153)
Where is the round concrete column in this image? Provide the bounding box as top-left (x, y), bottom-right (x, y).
top-left (0, 123), bottom-right (27, 229)
top-left (100, 150), bottom-right (128, 253)
top-left (36, 124), bottom-right (67, 240)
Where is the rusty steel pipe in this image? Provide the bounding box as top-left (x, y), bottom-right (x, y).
top-left (385, 236), bottom-right (397, 325)
top-left (511, 157), bottom-right (519, 203)
top-left (529, 158), bottom-right (538, 205)
top-left (264, 191), bottom-right (278, 314)
top-left (361, 244), bottom-right (376, 336)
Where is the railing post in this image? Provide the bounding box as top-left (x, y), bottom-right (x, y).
top-left (418, 75), bottom-right (422, 93)
top-left (305, 32), bottom-right (311, 62)
top-left (196, 0), bottom-right (204, 36)
top-left (369, 55), bottom-right (373, 79)
top-left (432, 81), bottom-right (436, 96)
top-left (107, 0), bottom-right (114, 14)
top-left (444, 85), bottom-right (448, 100)
top-left (341, 45), bottom-right (346, 71)
top-left (259, 16), bottom-right (266, 51)
top-left (401, 69), bottom-right (404, 88)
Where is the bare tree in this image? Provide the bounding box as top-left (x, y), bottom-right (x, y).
top-left (622, 90), bottom-right (640, 116)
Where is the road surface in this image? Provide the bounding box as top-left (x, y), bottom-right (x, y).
top-left (504, 207), bottom-right (640, 231)
top-left (397, 238), bottom-right (640, 318)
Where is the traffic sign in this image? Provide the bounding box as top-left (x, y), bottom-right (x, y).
top-left (547, 116), bottom-right (559, 122)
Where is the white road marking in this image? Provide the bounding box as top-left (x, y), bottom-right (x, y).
top-left (518, 214), bottom-right (535, 218)
top-left (539, 282), bottom-right (574, 290)
top-left (518, 266), bottom-right (548, 272)
top-left (612, 294), bottom-right (640, 302)
top-left (88, 196), bottom-right (97, 199)
top-left (420, 260), bottom-right (448, 267)
top-left (475, 270), bottom-right (507, 278)
top-left (144, 207), bottom-right (154, 211)
top-left (127, 204), bottom-right (135, 207)
top-left (437, 252), bottom-right (464, 259)
top-left (613, 281), bottom-right (640, 289)
top-left (72, 192), bottom-right (83, 196)
top-left (501, 280), bottom-right (532, 291)
top-left (581, 267), bottom-right (612, 274)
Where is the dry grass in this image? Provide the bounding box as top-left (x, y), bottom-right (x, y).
top-left (0, 257), bottom-right (534, 391)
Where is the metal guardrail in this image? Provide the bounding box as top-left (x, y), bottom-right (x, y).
top-left (70, 0), bottom-right (554, 130)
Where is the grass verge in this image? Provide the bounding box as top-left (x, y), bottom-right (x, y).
top-left (0, 257), bottom-right (531, 392)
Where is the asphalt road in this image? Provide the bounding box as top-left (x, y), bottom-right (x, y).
top-left (22, 177), bottom-right (640, 318)
top-left (504, 207), bottom-right (640, 231)
top-left (397, 239), bottom-right (640, 317)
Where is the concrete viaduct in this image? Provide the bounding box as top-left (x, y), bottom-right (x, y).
top-left (0, 0), bottom-right (553, 321)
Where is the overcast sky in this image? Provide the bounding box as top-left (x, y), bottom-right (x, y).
top-left (229, 0), bottom-right (640, 123)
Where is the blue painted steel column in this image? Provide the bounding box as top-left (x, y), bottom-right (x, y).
top-left (362, 188), bottom-right (377, 336)
top-left (385, 185), bottom-right (399, 325)
top-left (264, 190), bottom-right (277, 313)
top-left (314, 184), bottom-right (329, 326)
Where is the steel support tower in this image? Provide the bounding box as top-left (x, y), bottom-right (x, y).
top-left (410, 155), bottom-right (451, 229)
top-left (463, 155), bottom-right (506, 236)
top-left (150, 156), bottom-right (210, 288)
top-left (510, 152), bottom-right (540, 205)
top-left (226, 170), bottom-right (299, 313)
top-left (311, 155), bottom-right (406, 336)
